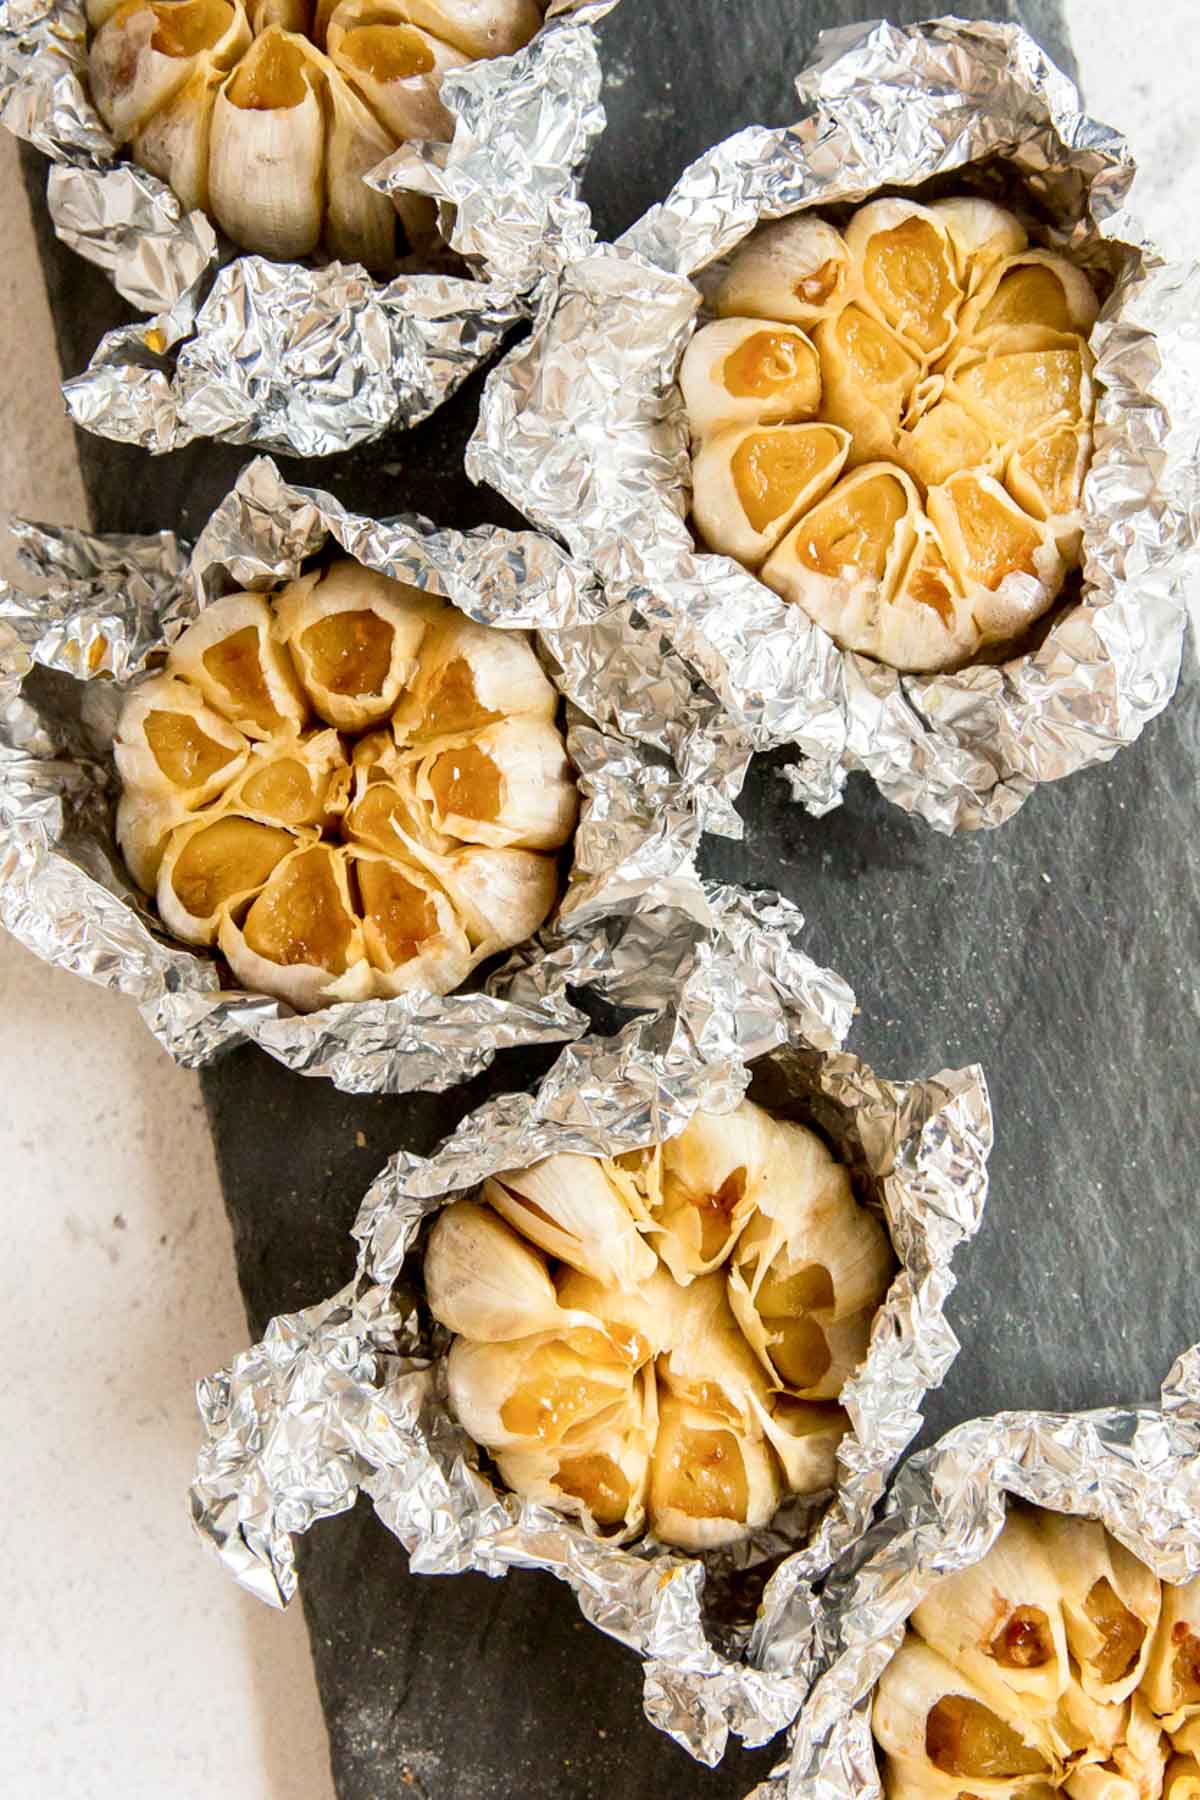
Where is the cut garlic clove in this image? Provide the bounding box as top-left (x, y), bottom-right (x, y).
top-left (343, 765), bottom-right (450, 857)
top-left (209, 27), bottom-right (326, 259)
top-left (691, 422), bottom-right (851, 568)
top-left (89, 0), bottom-right (248, 142)
top-left (944, 332), bottom-right (1094, 449)
top-left (418, 715), bottom-right (578, 852)
top-left (679, 318), bottom-right (822, 440)
top-left (555, 1263), bottom-right (696, 1365)
top-left (222, 728), bottom-right (350, 828)
top-left (350, 844), bottom-right (474, 996)
top-left (1006, 424), bottom-right (1091, 560)
top-left (957, 252), bottom-right (1099, 349)
top-left (495, 1368), bottom-right (656, 1542)
top-left (813, 303), bottom-right (922, 465)
top-left (157, 811), bottom-right (299, 945)
top-left (873, 1638), bottom-right (1056, 1789)
top-left (1033, 1513), bottom-right (1160, 1704)
top-left (1113, 1695), bottom-right (1169, 1800)
top-left (218, 839), bottom-right (368, 1010)
top-left (748, 1394), bottom-right (847, 1495)
top-left (446, 1329), bottom-right (635, 1454)
top-left (392, 611), bottom-right (555, 744)
top-left (746, 1299), bottom-right (874, 1400)
top-left (1047, 1675), bottom-right (1129, 1762)
top-left (928, 198), bottom-right (1028, 288)
top-left (483, 1155), bottom-right (657, 1292)
top-left (844, 197), bottom-right (965, 360)
top-left (656, 1271), bottom-right (773, 1432)
top-left (715, 214), bottom-right (852, 328)
top-left (1173, 1726), bottom-right (1200, 1760)
top-left (926, 472), bottom-right (1065, 646)
top-left (273, 559), bottom-right (439, 729)
top-left (369, 0), bottom-right (540, 59)
top-left (897, 398), bottom-right (997, 489)
top-left (1144, 1578), bottom-right (1200, 1716)
top-left (424, 1198), bottom-right (566, 1341)
top-left (861, 513), bottom-right (974, 673)
top-left (642, 1099), bottom-right (782, 1281)
top-left (647, 1389), bottom-right (782, 1551)
top-left (132, 60), bottom-right (223, 211)
top-left (168, 591), bottom-right (309, 740)
top-left (424, 845), bottom-right (559, 955)
top-left (324, 60), bottom-right (401, 270)
top-left (114, 671), bottom-right (249, 807)
top-left (326, 3), bottom-right (468, 141)
top-left (910, 1507), bottom-right (1071, 1721)
top-left (1166, 1759), bottom-right (1200, 1800)
top-left (116, 790), bottom-right (192, 893)
top-left (1066, 1772), bottom-right (1140, 1800)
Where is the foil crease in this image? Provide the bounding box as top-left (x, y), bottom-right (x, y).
top-left (190, 960), bottom-right (992, 1764)
top-left (0, 453), bottom-right (760, 1093)
top-left (748, 1352), bottom-right (1200, 1800)
top-left (469, 17), bottom-right (1200, 834)
top-left (0, 0), bottom-right (611, 454)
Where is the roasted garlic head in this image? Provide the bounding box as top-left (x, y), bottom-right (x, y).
top-left (86, 0), bottom-right (543, 268)
top-left (872, 1502), bottom-right (1193, 1800)
top-left (427, 1097), bottom-right (895, 1548)
top-left (115, 557), bottom-right (576, 1011)
top-left (682, 196), bottom-right (1099, 672)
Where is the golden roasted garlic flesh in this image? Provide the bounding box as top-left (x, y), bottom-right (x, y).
top-left (873, 1505), bottom-right (1182, 1800)
top-left (687, 193), bottom-right (1099, 672)
top-left (114, 556), bottom-right (575, 1010)
top-left (426, 1097), bottom-right (894, 1548)
top-left (86, 0), bottom-right (543, 268)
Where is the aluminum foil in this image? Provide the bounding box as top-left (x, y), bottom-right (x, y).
top-left (0, 0), bottom-right (613, 455)
top-left (0, 453), bottom-right (759, 1092)
top-left (469, 16), bottom-right (1200, 834)
top-left (190, 954), bottom-right (993, 1764)
top-left (746, 1349), bottom-right (1200, 1800)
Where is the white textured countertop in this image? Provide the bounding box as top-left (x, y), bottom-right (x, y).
top-left (0, 5), bottom-right (1193, 1794)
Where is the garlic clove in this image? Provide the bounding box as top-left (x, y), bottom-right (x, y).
top-left (423, 845), bottom-right (559, 955)
top-left (1111, 1694), bottom-right (1169, 1800)
top-left (326, 2), bottom-right (468, 141)
top-left (89, 0), bottom-right (248, 143)
top-left (691, 422), bottom-right (851, 569)
top-left (425, 1198), bottom-right (566, 1340)
top-left (844, 197), bottom-right (965, 361)
top-left (323, 59), bottom-right (401, 270)
top-left (114, 671), bottom-right (250, 807)
top-left (813, 303), bottom-right (922, 465)
top-left (943, 331), bottom-right (1094, 450)
top-left (1046, 1676), bottom-right (1129, 1763)
top-left (956, 251), bottom-right (1099, 350)
top-left (1137, 1575), bottom-right (1200, 1717)
top-left (221, 728), bottom-right (351, 828)
top-left (715, 214), bottom-right (852, 328)
top-left (247, 0), bottom-right (312, 26)
top-left (417, 715), bottom-right (578, 852)
top-left (1033, 1513), bottom-right (1161, 1705)
top-left (116, 789), bottom-right (193, 893)
top-left (343, 763), bottom-right (451, 857)
top-left (873, 1638), bottom-right (1056, 1789)
top-left (168, 591), bottom-right (310, 740)
top-left (218, 839), bottom-right (368, 1009)
top-left (156, 810), bottom-right (300, 945)
top-left (375, 0), bottom-right (541, 60)
top-left (638, 1099), bottom-right (783, 1282)
top-left (1006, 424), bottom-right (1092, 561)
top-left (929, 197), bottom-right (1029, 289)
top-left (554, 1263), bottom-right (696, 1366)
top-left (132, 60), bottom-right (223, 211)
top-left (646, 1389), bottom-right (783, 1551)
top-left (1166, 1759), bottom-right (1200, 1800)
top-left (656, 1270), bottom-right (773, 1432)
top-left (446, 1329), bottom-right (636, 1454)
top-left (679, 317), bottom-right (822, 441)
top-left (1174, 1728), bottom-right (1200, 1759)
top-left (483, 1155), bottom-right (657, 1292)
top-left (747, 1393), bottom-right (847, 1495)
top-left (896, 397), bottom-right (997, 490)
top-left (1066, 1773), bottom-right (1142, 1800)
top-left (392, 611), bottom-right (556, 745)
top-left (273, 559), bottom-right (440, 729)
top-left (925, 471), bottom-right (1065, 645)
top-left (883, 1763), bottom-right (1057, 1800)
top-left (349, 844), bottom-right (474, 996)
top-left (733, 1293), bottom-right (874, 1401)
top-left (495, 1368), bottom-right (657, 1541)
top-left (209, 27), bottom-right (326, 259)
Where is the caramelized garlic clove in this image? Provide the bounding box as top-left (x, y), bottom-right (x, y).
top-left (209, 27), bottom-right (326, 259)
top-left (655, 1270), bottom-right (773, 1432)
top-left (646, 1389), bottom-right (782, 1551)
top-left (418, 715), bottom-right (577, 852)
top-left (273, 559), bottom-right (439, 728)
top-left (873, 1638), bottom-right (1055, 1787)
top-left (392, 611), bottom-right (555, 745)
top-left (897, 397), bottom-right (997, 489)
top-left (424, 1198), bottom-right (566, 1340)
top-left (643, 1098), bottom-right (783, 1282)
top-left (679, 317), bottom-right (822, 440)
top-left (926, 471), bottom-right (1065, 650)
top-left (1032, 1513), bottom-right (1160, 1704)
top-left (222, 728), bottom-right (350, 828)
top-left (326, 1), bottom-right (468, 141)
top-left (844, 197), bottom-right (965, 361)
top-left (943, 331), bottom-right (1094, 449)
top-left (928, 197), bottom-right (1028, 290)
top-left (116, 790), bottom-right (192, 893)
top-left (380, 0), bottom-right (541, 60)
top-left (494, 1369), bottom-right (657, 1541)
top-left (114, 671), bottom-right (250, 807)
top-left (715, 214), bottom-right (852, 328)
top-left (747, 1394), bottom-right (847, 1495)
top-left (156, 810), bottom-right (300, 944)
top-left (691, 421), bottom-right (851, 568)
top-left (349, 844), bottom-right (474, 995)
top-left (168, 591), bottom-right (310, 740)
top-left (813, 303), bottom-right (922, 465)
top-left (424, 844), bottom-right (559, 955)
top-left (956, 251), bottom-right (1099, 350)
top-left (1006, 424), bottom-right (1092, 560)
top-left (483, 1155), bottom-right (657, 1292)
top-left (446, 1329), bottom-right (636, 1454)
top-left (217, 839), bottom-right (372, 1009)
top-left (1144, 1577), bottom-right (1200, 1717)
top-left (89, 0), bottom-right (248, 142)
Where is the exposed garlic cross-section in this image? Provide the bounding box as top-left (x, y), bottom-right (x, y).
top-left (87, 0), bottom-right (543, 268)
top-left (685, 192), bottom-right (1099, 672)
top-left (427, 1097), bottom-right (895, 1548)
top-left (115, 555), bottom-right (576, 1011)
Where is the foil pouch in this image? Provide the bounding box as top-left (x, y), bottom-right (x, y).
top-left (189, 954), bottom-right (993, 1763)
top-left (468, 16), bottom-right (1200, 832)
top-left (0, 0), bottom-right (613, 454)
top-left (0, 452), bottom-right (759, 1092)
top-left (747, 1348), bottom-right (1200, 1797)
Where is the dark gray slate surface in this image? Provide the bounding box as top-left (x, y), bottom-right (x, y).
top-left (27, 5), bottom-right (1200, 1798)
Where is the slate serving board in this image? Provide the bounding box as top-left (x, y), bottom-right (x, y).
top-left (25, 1), bottom-right (1200, 1793)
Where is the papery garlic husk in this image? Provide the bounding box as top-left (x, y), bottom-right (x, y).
top-left (495, 1367), bottom-right (657, 1542)
top-left (417, 716), bottom-right (578, 852)
top-left (156, 810), bottom-right (301, 945)
top-left (344, 0), bottom-right (541, 61)
top-left (208, 27), bottom-right (327, 260)
top-left (928, 198), bottom-right (1029, 290)
top-left (909, 1507), bottom-right (1071, 1721)
top-left (873, 1638), bottom-right (1059, 1791)
top-left (483, 1156), bottom-right (657, 1292)
top-left (715, 214), bottom-right (853, 329)
top-left (953, 251), bottom-right (1100, 352)
top-left (813, 303), bottom-right (922, 465)
top-left (691, 421), bottom-right (851, 568)
top-left (882, 1761), bottom-right (1057, 1800)
top-left (554, 1263), bottom-right (699, 1366)
top-left (679, 317), bottom-right (822, 440)
top-left (115, 789), bottom-right (193, 892)
top-left (445, 1327), bottom-right (637, 1455)
top-left (391, 612), bottom-right (557, 745)
top-left (746, 1393), bottom-right (847, 1495)
top-left (325, 0), bottom-right (468, 141)
top-left (132, 59), bottom-right (224, 212)
top-left (218, 839), bottom-right (372, 1009)
top-left (1065, 1770), bottom-right (1141, 1800)
top-left (419, 845), bottom-right (559, 957)
top-left (1032, 1514), bottom-right (1161, 1704)
top-left (220, 728), bottom-right (351, 829)
top-left (424, 1198), bottom-right (578, 1342)
top-left (113, 672), bottom-right (250, 807)
top-left (323, 56), bottom-right (401, 269)
top-left (844, 197), bottom-right (966, 361)
top-left (168, 591), bottom-right (309, 741)
top-left (926, 470), bottom-right (1066, 646)
top-left (89, 0), bottom-right (250, 143)
top-left (647, 1389), bottom-right (783, 1551)
top-left (1165, 1758), bottom-right (1200, 1800)
top-left (942, 331), bottom-right (1095, 452)
top-left (655, 1271), bottom-right (774, 1433)
top-left (1006, 424), bottom-right (1092, 561)
top-left (1145, 1579), bottom-right (1200, 1716)
top-left (273, 560), bottom-right (440, 730)
top-left (1113, 1695), bottom-right (1169, 1800)
top-left (1045, 1674), bottom-right (1129, 1764)
top-left (348, 844), bottom-right (474, 996)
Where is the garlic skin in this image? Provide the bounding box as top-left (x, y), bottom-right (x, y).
top-left (716, 215), bottom-right (853, 328)
top-left (425, 1200), bottom-right (570, 1342)
top-left (749, 1395), bottom-right (846, 1495)
top-left (679, 317), bottom-right (822, 440)
top-left (484, 1157), bottom-right (657, 1292)
top-left (555, 1264), bottom-right (698, 1365)
top-left (114, 672), bottom-right (250, 807)
top-left (1113, 1695), bottom-right (1169, 1800)
top-left (326, 2), bottom-right (468, 142)
top-left (425, 846), bottom-right (559, 959)
top-left (209, 28), bottom-right (328, 261)
top-left (89, 0), bottom-right (249, 144)
top-left (115, 789), bottom-right (190, 893)
top-left (655, 1272), bottom-right (773, 1433)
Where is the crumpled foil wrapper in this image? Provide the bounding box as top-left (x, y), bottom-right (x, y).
top-left (189, 949), bottom-right (993, 1764)
top-left (0, 453), bottom-right (761, 1092)
top-left (469, 17), bottom-right (1200, 833)
top-left (746, 1349), bottom-right (1200, 1799)
top-left (0, 0), bottom-right (613, 455)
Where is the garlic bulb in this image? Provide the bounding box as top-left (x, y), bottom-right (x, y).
top-left (1033, 1514), bottom-right (1161, 1705)
top-left (483, 1157), bottom-right (657, 1291)
top-left (86, 0), bottom-right (541, 269)
top-left (686, 193), bottom-right (1098, 673)
top-left (115, 555), bottom-right (577, 1008)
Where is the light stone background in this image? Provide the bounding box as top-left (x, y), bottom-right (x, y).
top-left (0, 3), bottom-right (1194, 1793)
